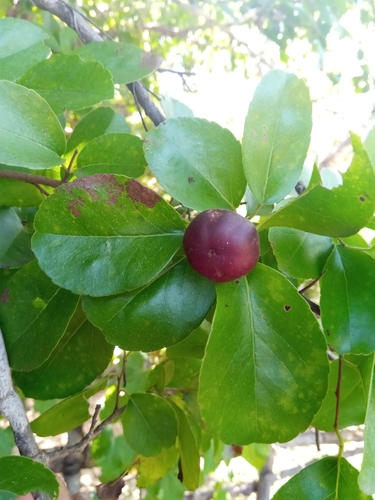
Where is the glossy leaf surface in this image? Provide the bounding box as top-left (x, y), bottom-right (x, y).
top-left (13, 304), bottom-right (113, 399)
top-left (0, 81), bottom-right (65, 169)
top-left (19, 54), bottom-right (114, 113)
top-left (32, 175), bottom-right (186, 296)
top-left (312, 354), bottom-right (373, 431)
top-left (66, 107), bottom-right (130, 154)
top-left (122, 393), bottom-right (178, 456)
top-left (83, 259), bottom-right (215, 351)
top-left (269, 227), bottom-right (333, 279)
top-left (321, 246), bottom-right (375, 354)
top-left (0, 18), bottom-right (50, 81)
top-left (273, 457), bottom-right (371, 499)
top-left (258, 135), bottom-right (375, 237)
top-left (0, 457), bottom-right (58, 498)
top-left (0, 261), bottom-right (79, 371)
top-left (199, 264), bottom-right (329, 444)
top-left (76, 133), bottom-right (146, 178)
top-left (75, 41), bottom-right (163, 83)
top-left (242, 70), bottom-right (312, 204)
top-left (145, 118), bottom-right (246, 211)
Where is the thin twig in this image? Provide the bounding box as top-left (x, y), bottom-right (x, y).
top-left (298, 271), bottom-right (326, 296)
top-left (63, 148), bottom-right (79, 181)
top-left (129, 82), bottom-right (148, 132)
top-left (0, 170), bottom-right (63, 188)
top-left (115, 354), bottom-right (126, 411)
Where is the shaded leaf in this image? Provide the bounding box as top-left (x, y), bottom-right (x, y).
top-left (166, 321), bottom-right (210, 360)
top-left (0, 456), bottom-right (58, 498)
top-left (170, 402), bottom-right (200, 491)
top-left (242, 443), bottom-right (270, 471)
top-left (242, 70), bottom-right (312, 204)
top-left (0, 207), bottom-right (35, 269)
top-left (122, 393), bottom-right (178, 456)
top-left (13, 303), bottom-right (113, 399)
top-left (258, 134), bottom-right (375, 237)
top-left (321, 246), bottom-right (375, 354)
top-left (0, 260), bottom-right (79, 371)
top-left (66, 107), bottom-right (130, 154)
top-left (30, 379), bottom-right (106, 436)
top-left (32, 175), bottom-right (186, 296)
top-left (0, 427), bottom-right (15, 458)
top-left (312, 354), bottom-right (374, 431)
top-left (269, 227), bottom-right (333, 279)
top-left (273, 456), bottom-right (371, 499)
top-left (199, 264), bottom-right (329, 444)
top-left (83, 259), bottom-right (215, 351)
top-left (75, 41), bottom-right (163, 84)
top-left (19, 54), bottom-right (114, 114)
top-left (145, 118), bottom-right (246, 211)
top-left (0, 18), bottom-right (50, 81)
top-left (0, 81), bottom-right (65, 169)
top-left (76, 133), bottom-right (146, 178)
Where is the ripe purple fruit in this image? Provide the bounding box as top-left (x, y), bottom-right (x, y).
top-left (183, 209), bottom-right (260, 283)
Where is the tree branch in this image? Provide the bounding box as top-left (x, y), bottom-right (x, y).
top-left (45, 404), bottom-right (126, 463)
top-left (0, 328), bottom-right (49, 500)
top-left (0, 170), bottom-right (63, 188)
top-left (30, 0), bottom-right (165, 127)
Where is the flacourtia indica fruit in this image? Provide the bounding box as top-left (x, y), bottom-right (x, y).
top-left (183, 209), bottom-right (260, 282)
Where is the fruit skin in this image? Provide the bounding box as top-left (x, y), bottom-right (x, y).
top-left (183, 209), bottom-right (260, 282)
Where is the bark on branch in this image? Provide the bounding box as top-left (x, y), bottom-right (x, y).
top-left (30, 0), bottom-right (165, 126)
top-left (0, 170), bottom-right (63, 188)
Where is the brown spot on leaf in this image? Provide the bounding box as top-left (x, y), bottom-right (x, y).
top-left (225, 304), bottom-right (229, 307)
top-left (0, 287), bottom-right (10, 302)
top-left (284, 305), bottom-right (291, 311)
top-left (263, 135), bottom-right (268, 141)
top-left (360, 196), bottom-right (366, 202)
top-left (65, 174), bottom-right (125, 206)
top-left (235, 280), bottom-right (240, 285)
top-left (188, 177), bottom-right (195, 183)
top-left (21, 220), bottom-right (27, 227)
top-left (68, 197), bottom-right (84, 217)
top-left (126, 178), bottom-right (161, 208)
top-left (327, 330), bottom-right (330, 336)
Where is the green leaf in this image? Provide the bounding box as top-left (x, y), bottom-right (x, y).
top-left (242, 443), bottom-right (270, 471)
top-left (137, 445), bottom-right (179, 487)
top-left (166, 321), bottom-right (210, 360)
top-left (242, 70), bottom-right (312, 204)
top-left (0, 456), bottom-right (59, 498)
top-left (170, 402), bottom-right (200, 491)
top-left (74, 41), bottom-right (163, 84)
top-left (0, 260), bottom-right (79, 371)
top-left (76, 133), bottom-right (146, 178)
top-left (30, 379), bottom-right (107, 436)
top-left (122, 393), bottom-right (178, 456)
top-left (32, 175), bottom-right (186, 296)
top-left (168, 357), bottom-right (201, 390)
top-left (160, 94), bottom-right (194, 119)
top-left (0, 81), bottom-right (65, 169)
top-left (145, 118), bottom-right (246, 211)
top-left (0, 18), bottom-right (50, 81)
top-left (258, 134), bottom-right (375, 237)
top-left (359, 366), bottom-right (375, 495)
top-left (273, 456), bottom-right (371, 499)
top-left (66, 107), bottom-right (130, 154)
top-left (0, 178), bottom-right (44, 208)
top-left (19, 54), bottom-right (114, 114)
top-left (82, 259), bottom-right (215, 351)
top-left (364, 123), bottom-right (375, 171)
top-left (321, 246), bottom-right (375, 354)
top-left (269, 227), bottom-right (333, 279)
top-left (92, 429), bottom-right (136, 483)
top-left (0, 207), bottom-right (35, 269)
top-left (0, 427), bottom-right (15, 458)
top-left (199, 264), bottom-right (329, 444)
top-left (312, 354), bottom-right (374, 431)
top-left (13, 303), bottom-right (113, 399)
